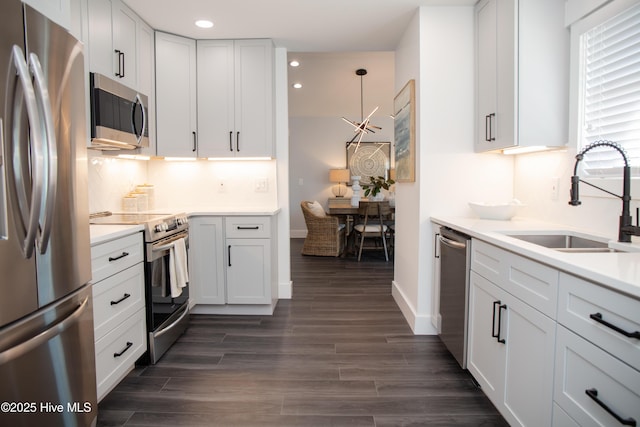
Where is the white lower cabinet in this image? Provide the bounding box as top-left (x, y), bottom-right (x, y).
top-left (553, 273), bottom-right (640, 426)
top-left (468, 271), bottom-right (556, 427)
top-left (188, 216), bottom-right (226, 304)
top-left (189, 215), bottom-right (277, 313)
top-left (226, 238), bottom-right (270, 304)
top-left (90, 232), bottom-right (146, 401)
top-left (467, 237), bottom-right (640, 427)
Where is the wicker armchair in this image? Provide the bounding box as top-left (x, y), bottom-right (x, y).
top-left (300, 201), bottom-right (346, 257)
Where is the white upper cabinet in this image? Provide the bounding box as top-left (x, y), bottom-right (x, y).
top-left (24, 0), bottom-right (71, 29)
top-left (475, 0), bottom-right (568, 153)
top-left (197, 39), bottom-right (274, 158)
top-left (155, 32), bottom-right (198, 157)
top-left (136, 20), bottom-right (155, 155)
top-left (88, 0), bottom-right (139, 90)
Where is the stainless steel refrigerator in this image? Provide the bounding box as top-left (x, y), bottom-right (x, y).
top-left (0, 2), bottom-right (97, 426)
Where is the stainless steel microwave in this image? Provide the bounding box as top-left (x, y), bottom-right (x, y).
top-left (89, 72), bottom-right (149, 150)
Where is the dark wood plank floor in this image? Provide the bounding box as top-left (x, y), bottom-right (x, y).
top-left (97, 238), bottom-right (507, 426)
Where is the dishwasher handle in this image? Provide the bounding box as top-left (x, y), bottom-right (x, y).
top-left (439, 235), bottom-right (467, 250)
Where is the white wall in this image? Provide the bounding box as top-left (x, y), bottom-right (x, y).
top-left (515, 147), bottom-right (640, 241)
top-left (392, 6), bottom-right (514, 334)
top-left (288, 116), bottom-right (394, 237)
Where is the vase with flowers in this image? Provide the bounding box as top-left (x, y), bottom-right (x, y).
top-left (362, 175), bottom-right (395, 201)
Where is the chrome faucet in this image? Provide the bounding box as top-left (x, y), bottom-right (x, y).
top-left (569, 140), bottom-right (640, 243)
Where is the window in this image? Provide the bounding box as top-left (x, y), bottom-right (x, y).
top-left (578, 1), bottom-right (640, 177)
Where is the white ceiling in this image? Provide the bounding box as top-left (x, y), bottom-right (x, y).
top-left (122, 0), bottom-right (476, 52)
top-left (123, 0), bottom-right (476, 118)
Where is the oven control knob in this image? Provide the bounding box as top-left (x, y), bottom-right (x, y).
top-left (154, 224), bottom-right (164, 233)
top-left (177, 216), bottom-right (188, 225)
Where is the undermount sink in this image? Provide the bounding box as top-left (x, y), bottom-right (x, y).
top-left (507, 233), bottom-right (618, 253)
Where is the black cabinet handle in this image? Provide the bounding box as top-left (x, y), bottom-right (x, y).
top-left (491, 301), bottom-right (506, 343)
top-left (492, 300), bottom-right (500, 339)
top-left (590, 312), bottom-right (640, 339)
top-left (108, 251), bottom-right (129, 262)
top-left (113, 341), bottom-right (133, 358)
top-left (228, 245), bottom-right (231, 267)
top-left (110, 293), bottom-right (131, 306)
top-left (586, 388), bottom-right (636, 426)
top-left (488, 113), bottom-right (495, 141)
top-left (114, 49), bottom-right (124, 78)
top-left (192, 131), bottom-right (197, 152)
top-left (237, 226), bottom-right (259, 230)
top-left (485, 114), bottom-right (491, 142)
top-left (236, 131), bottom-right (240, 151)
top-left (497, 303), bottom-right (506, 343)
top-left (229, 131), bottom-right (233, 151)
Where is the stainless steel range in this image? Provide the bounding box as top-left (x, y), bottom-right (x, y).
top-left (90, 212), bottom-right (190, 363)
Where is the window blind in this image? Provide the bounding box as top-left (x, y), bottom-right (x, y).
top-left (580, 2), bottom-right (640, 176)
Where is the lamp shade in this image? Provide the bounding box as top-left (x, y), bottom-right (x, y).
top-left (329, 169), bottom-right (350, 183)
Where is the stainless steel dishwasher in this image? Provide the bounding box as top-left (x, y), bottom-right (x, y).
top-left (438, 227), bottom-right (471, 368)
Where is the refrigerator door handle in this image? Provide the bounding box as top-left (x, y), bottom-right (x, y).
top-left (29, 52), bottom-right (57, 254)
top-left (0, 296), bottom-right (89, 365)
top-left (9, 45), bottom-right (45, 259)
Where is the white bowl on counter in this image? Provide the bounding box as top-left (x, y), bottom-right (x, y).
top-left (469, 200), bottom-right (524, 220)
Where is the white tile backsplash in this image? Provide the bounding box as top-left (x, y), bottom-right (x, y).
top-left (87, 153), bottom-right (148, 214)
top-left (87, 153), bottom-right (278, 213)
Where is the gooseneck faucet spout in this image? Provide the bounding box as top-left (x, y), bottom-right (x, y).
top-left (569, 140), bottom-right (640, 243)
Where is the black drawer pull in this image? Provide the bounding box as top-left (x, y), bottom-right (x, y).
top-left (237, 226), bottom-right (259, 230)
top-left (590, 313), bottom-right (640, 339)
top-left (586, 388), bottom-right (636, 426)
top-left (110, 293), bottom-right (131, 306)
top-left (113, 341), bottom-right (133, 358)
top-left (108, 251), bottom-right (129, 262)
top-left (492, 300), bottom-right (501, 339)
top-left (497, 303), bottom-right (506, 344)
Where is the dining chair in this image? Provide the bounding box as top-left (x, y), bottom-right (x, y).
top-left (300, 201), bottom-right (346, 257)
top-left (353, 200), bottom-right (391, 261)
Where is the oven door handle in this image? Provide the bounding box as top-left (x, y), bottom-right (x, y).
top-left (154, 304), bottom-right (189, 339)
top-left (151, 233), bottom-right (188, 251)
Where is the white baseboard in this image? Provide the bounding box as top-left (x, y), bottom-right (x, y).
top-left (191, 302), bottom-right (276, 315)
top-left (279, 280), bottom-right (292, 299)
top-left (392, 280), bottom-right (437, 335)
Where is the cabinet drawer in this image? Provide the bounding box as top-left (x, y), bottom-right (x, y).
top-left (558, 273), bottom-right (640, 371)
top-left (471, 239), bottom-right (559, 318)
top-left (91, 232), bottom-right (143, 283)
top-left (93, 263), bottom-right (145, 341)
top-left (95, 309), bottom-right (146, 401)
top-left (225, 216), bottom-right (271, 238)
top-left (554, 326), bottom-right (640, 427)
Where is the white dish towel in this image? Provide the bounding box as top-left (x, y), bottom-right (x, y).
top-left (169, 237), bottom-right (189, 298)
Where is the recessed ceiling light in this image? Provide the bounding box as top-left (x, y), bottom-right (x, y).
top-left (292, 83), bottom-right (302, 89)
top-left (195, 20), bottom-right (214, 28)
top-left (289, 60), bottom-right (300, 67)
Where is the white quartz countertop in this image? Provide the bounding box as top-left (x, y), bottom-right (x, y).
top-left (90, 224), bottom-right (144, 246)
top-left (90, 208), bottom-right (280, 245)
top-left (186, 207), bottom-right (281, 216)
top-left (431, 216), bottom-right (640, 299)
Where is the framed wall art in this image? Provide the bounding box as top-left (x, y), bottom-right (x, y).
top-left (346, 141), bottom-right (391, 185)
top-left (393, 79), bottom-right (415, 182)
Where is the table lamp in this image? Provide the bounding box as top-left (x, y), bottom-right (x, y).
top-left (329, 169), bottom-right (350, 197)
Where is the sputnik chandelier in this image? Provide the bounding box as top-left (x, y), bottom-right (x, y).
top-left (342, 68), bottom-right (381, 152)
